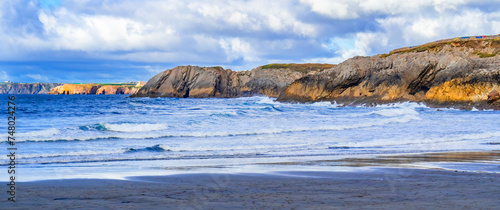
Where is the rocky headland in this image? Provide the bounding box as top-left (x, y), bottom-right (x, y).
top-left (48, 83), bottom-right (143, 95)
top-left (0, 83), bottom-right (64, 94)
top-left (130, 64), bottom-right (334, 98)
top-left (276, 38), bottom-right (500, 109)
top-left (131, 37), bottom-right (500, 109)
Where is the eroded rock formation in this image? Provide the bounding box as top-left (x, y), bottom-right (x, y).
top-left (0, 83), bottom-right (63, 94)
top-left (277, 39), bottom-right (500, 109)
top-left (130, 64), bottom-right (334, 98)
top-left (96, 86), bottom-right (140, 95)
top-left (49, 84), bottom-right (101, 95)
top-left (49, 84), bottom-right (141, 95)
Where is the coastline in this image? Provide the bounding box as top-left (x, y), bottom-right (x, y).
top-left (2, 167), bottom-right (498, 209)
top-left (3, 150), bottom-right (499, 209)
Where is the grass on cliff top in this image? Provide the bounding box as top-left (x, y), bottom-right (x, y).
top-left (475, 52), bottom-right (497, 58)
top-left (381, 39), bottom-right (500, 58)
top-left (72, 82), bottom-right (137, 86)
top-left (261, 63), bottom-right (335, 74)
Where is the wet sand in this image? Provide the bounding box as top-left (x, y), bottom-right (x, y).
top-left (2, 167), bottom-right (499, 209)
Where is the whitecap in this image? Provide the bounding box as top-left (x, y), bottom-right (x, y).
top-left (16, 128), bottom-right (60, 137)
top-left (371, 108), bottom-right (419, 117)
top-left (102, 123), bottom-right (168, 132)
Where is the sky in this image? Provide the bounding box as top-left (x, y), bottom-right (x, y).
top-left (1, 0), bottom-right (500, 83)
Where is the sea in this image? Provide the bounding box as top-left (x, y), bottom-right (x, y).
top-left (2, 95), bottom-right (500, 181)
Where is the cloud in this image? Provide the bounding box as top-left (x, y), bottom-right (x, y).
top-left (0, 71), bottom-right (9, 81)
top-left (25, 74), bottom-right (50, 82)
top-left (0, 0), bottom-right (499, 82)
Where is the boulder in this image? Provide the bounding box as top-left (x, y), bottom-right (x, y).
top-left (487, 90), bottom-right (500, 103)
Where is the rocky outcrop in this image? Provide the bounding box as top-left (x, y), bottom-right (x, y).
top-left (0, 83), bottom-right (64, 94)
top-left (49, 84), bottom-right (101, 95)
top-left (130, 64), bottom-right (334, 98)
top-left (96, 86), bottom-right (139, 95)
top-left (49, 84), bottom-right (142, 95)
top-left (277, 38), bottom-right (500, 109)
top-left (488, 90), bottom-right (500, 103)
top-left (132, 66), bottom-right (236, 98)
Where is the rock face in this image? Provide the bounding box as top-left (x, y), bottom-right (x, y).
top-left (488, 90), bottom-right (500, 103)
top-left (131, 64), bottom-right (334, 98)
top-left (49, 84), bottom-right (140, 95)
top-left (96, 86), bottom-right (140, 95)
top-left (277, 39), bottom-right (500, 109)
top-left (0, 83), bottom-right (63, 94)
top-left (49, 84), bottom-right (101, 95)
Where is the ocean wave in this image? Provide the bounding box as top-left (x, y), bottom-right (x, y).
top-left (8, 113), bottom-right (419, 142)
top-left (256, 96), bottom-right (340, 108)
top-left (336, 131), bottom-right (500, 148)
top-left (310, 101), bottom-right (341, 108)
top-left (80, 122), bottom-right (168, 132)
top-left (256, 97), bottom-right (279, 105)
top-left (371, 101), bottom-right (428, 109)
top-left (102, 123), bottom-right (168, 132)
top-left (370, 107), bottom-right (419, 117)
top-left (16, 128), bottom-right (60, 137)
top-left (10, 150), bottom-right (124, 160)
top-left (1, 145), bottom-right (171, 160)
top-left (209, 111), bottom-right (238, 117)
top-left (125, 144), bottom-right (171, 153)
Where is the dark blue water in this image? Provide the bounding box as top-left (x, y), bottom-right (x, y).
top-left (1, 95), bottom-right (499, 180)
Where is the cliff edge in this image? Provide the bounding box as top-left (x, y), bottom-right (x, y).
top-left (277, 37), bottom-right (500, 109)
top-left (49, 83), bottom-right (142, 95)
top-left (0, 83), bottom-right (63, 94)
top-left (130, 64), bottom-right (334, 98)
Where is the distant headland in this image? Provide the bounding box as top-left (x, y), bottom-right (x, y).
top-left (0, 82), bottom-right (145, 95)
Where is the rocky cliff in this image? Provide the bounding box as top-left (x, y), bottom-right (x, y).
top-left (96, 86), bottom-right (139, 95)
top-left (0, 83), bottom-right (64, 94)
top-left (130, 64), bottom-right (334, 98)
top-left (49, 84), bottom-right (140, 95)
top-left (277, 38), bottom-right (500, 109)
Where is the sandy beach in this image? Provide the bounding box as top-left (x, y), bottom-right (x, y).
top-left (2, 167), bottom-right (499, 209)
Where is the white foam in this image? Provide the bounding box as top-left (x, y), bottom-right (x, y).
top-left (209, 111), bottom-right (238, 116)
top-left (372, 101), bottom-right (428, 109)
top-left (13, 150), bottom-right (124, 160)
top-left (103, 123), bottom-right (168, 132)
top-left (340, 131), bottom-right (500, 148)
top-left (17, 128), bottom-right (60, 137)
top-left (8, 112), bottom-right (420, 142)
top-left (310, 101), bottom-right (339, 108)
top-left (371, 108), bottom-right (419, 117)
top-left (256, 96), bottom-right (280, 105)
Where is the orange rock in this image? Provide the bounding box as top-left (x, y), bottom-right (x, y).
top-left (487, 90), bottom-right (500, 102)
top-left (96, 86), bottom-right (120, 95)
top-left (49, 84), bottom-right (101, 94)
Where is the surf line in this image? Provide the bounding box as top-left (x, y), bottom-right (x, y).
top-left (6, 95), bottom-right (16, 202)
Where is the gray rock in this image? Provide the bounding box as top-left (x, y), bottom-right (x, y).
top-left (277, 39), bottom-right (500, 109)
top-left (131, 64), bottom-right (332, 98)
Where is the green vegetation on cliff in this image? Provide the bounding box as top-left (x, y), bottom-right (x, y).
top-left (261, 63), bottom-right (335, 74)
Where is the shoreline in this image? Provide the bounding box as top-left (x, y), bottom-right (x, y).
top-left (4, 93), bottom-right (500, 110)
top-left (2, 167), bottom-right (499, 209)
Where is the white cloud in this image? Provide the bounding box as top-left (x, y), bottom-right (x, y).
top-left (0, 0), bottom-right (499, 75)
top-left (219, 38), bottom-right (257, 62)
top-left (0, 71), bottom-right (9, 81)
top-left (301, 0), bottom-right (472, 19)
top-left (300, 0), bottom-right (359, 19)
top-left (26, 74), bottom-right (49, 82)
